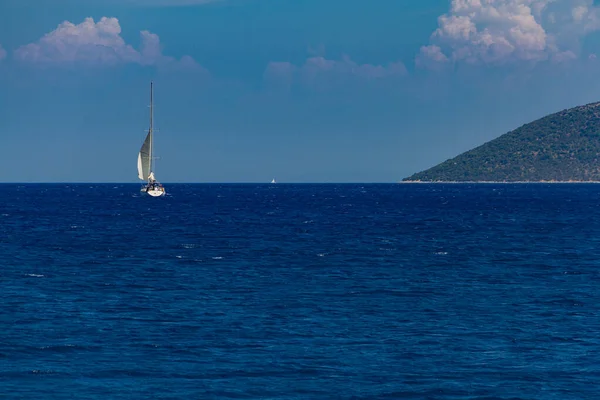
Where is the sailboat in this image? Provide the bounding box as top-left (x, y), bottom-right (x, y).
top-left (137, 81), bottom-right (166, 197)
top-left (271, 178), bottom-right (276, 184)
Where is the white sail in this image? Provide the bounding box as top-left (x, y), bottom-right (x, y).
top-left (137, 81), bottom-right (165, 197)
top-left (137, 130), bottom-right (152, 180)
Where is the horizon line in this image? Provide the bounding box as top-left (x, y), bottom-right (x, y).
top-left (0, 181), bottom-right (403, 184)
top-left (2, 181), bottom-right (600, 184)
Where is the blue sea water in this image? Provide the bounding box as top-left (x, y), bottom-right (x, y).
top-left (3, 183), bottom-right (600, 399)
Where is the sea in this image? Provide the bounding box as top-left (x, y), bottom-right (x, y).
top-left (3, 183), bottom-right (600, 399)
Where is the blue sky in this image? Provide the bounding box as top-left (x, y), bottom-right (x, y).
top-left (2, 0), bottom-right (600, 182)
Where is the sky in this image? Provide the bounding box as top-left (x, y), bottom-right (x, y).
top-left (2, 0), bottom-right (600, 182)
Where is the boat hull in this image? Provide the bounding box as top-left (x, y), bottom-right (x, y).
top-left (141, 185), bottom-right (166, 197)
top-left (146, 188), bottom-right (165, 197)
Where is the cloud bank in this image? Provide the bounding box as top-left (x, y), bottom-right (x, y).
top-left (14, 17), bottom-right (205, 72)
top-left (417, 0), bottom-right (600, 68)
top-left (265, 56), bottom-right (407, 88)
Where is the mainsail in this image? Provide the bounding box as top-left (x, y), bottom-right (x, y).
top-left (137, 81), bottom-right (165, 197)
top-left (137, 130), bottom-right (152, 180)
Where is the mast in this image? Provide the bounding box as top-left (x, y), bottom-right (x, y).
top-left (149, 81), bottom-right (154, 179)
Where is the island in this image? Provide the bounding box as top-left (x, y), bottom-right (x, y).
top-left (403, 102), bottom-right (600, 182)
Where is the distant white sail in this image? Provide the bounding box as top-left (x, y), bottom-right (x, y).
top-left (137, 130), bottom-right (152, 180)
top-left (137, 81), bottom-right (165, 197)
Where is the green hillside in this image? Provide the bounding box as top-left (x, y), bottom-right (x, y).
top-left (403, 102), bottom-right (600, 182)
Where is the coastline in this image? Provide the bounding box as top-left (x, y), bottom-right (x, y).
top-left (399, 180), bottom-right (600, 184)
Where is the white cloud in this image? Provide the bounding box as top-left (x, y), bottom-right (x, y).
top-left (572, 6), bottom-right (588, 22)
top-left (416, 45), bottom-right (449, 70)
top-left (14, 17), bottom-right (206, 72)
top-left (418, 0), bottom-right (600, 68)
top-left (265, 56), bottom-right (407, 88)
top-left (0, 44), bottom-right (6, 61)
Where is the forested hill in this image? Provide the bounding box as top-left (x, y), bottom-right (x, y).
top-left (403, 102), bottom-right (600, 182)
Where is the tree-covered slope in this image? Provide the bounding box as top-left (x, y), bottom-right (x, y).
top-left (403, 102), bottom-right (600, 182)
